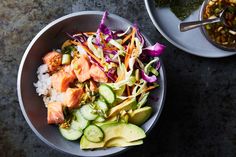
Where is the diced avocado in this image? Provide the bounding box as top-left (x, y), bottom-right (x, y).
top-left (129, 106), bottom-right (152, 126)
top-left (101, 123), bottom-right (146, 142)
top-left (105, 137), bottom-right (143, 147)
top-left (108, 98), bottom-right (137, 117)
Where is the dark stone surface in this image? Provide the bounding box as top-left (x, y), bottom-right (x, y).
top-left (1, 0), bottom-right (236, 157)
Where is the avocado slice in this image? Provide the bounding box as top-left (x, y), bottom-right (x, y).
top-left (129, 106), bottom-right (152, 126)
top-left (101, 123), bottom-right (146, 142)
top-left (105, 137), bottom-right (143, 147)
top-left (80, 136), bottom-right (143, 149)
top-left (93, 120), bottom-right (117, 127)
top-left (80, 123), bottom-right (146, 149)
top-left (80, 135), bottom-right (105, 149)
top-left (108, 98), bottom-right (137, 117)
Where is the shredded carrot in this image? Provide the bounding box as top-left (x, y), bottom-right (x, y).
top-left (141, 86), bottom-right (157, 94)
top-left (103, 47), bottom-right (118, 51)
top-left (122, 32), bottom-right (132, 44)
top-left (101, 34), bottom-right (107, 46)
top-left (71, 40), bottom-right (104, 67)
top-left (124, 43), bottom-right (130, 69)
top-left (129, 29), bottom-right (136, 50)
top-left (124, 28), bottom-right (136, 69)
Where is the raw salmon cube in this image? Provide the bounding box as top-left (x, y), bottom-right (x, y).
top-left (64, 88), bottom-right (84, 109)
top-left (51, 71), bottom-right (74, 92)
top-left (62, 65), bottom-right (76, 80)
top-left (71, 55), bottom-right (91, 82)
top-left (47, 102), bottom-right (64, 124)
top-left (43, 51), bottom-right (62, 72)
top-left (90, 64), bottom-right (108, 83)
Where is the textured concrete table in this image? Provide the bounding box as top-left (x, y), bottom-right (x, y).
top-left (1, 0), bottom-right (236, 157)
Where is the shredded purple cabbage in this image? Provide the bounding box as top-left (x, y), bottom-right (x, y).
top-left (96, 11), bottom-right (114, 44)
top-left (143, 43), bottom-right (165, 57)
top-left (135, 27), bottom-right (145, 47)
top-left (66, 32), bottom-right (86, 43)
top-left (105, 55), bottom-right (118, 64)
top-left (96, 11), bottom-right (108, 44)
top-left (105, 55), bottom-right (113, 63)
top-left (106, 68), bottom-right (116, 82)
top-left (155, 60), bottom-right (161, 71)
top-left (141, 70), bottom-right (157, 83)
top-left (104, 50), bottom-right (117, 55)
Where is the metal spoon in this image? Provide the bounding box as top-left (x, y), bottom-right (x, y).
top-left (179, 7), bottom-right (230, 32)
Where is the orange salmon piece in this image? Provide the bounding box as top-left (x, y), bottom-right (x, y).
top-left (47, 102), bottom-right (64, 124)
top-left (71, 55), bottom-right (91, 82)
top-left (62, 65), bottom-right (76, 80)
top-left (51, 71), bottom-right (74, 92)
top-left (43, 51), bottom-right (62, 72)
top-left (90, 64), bottom-right (108, 83)
top-left (64, 88), bottom-right (84, 109)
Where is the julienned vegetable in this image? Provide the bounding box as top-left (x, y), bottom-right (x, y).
top-left (34, 11), bottom-right (165, 149)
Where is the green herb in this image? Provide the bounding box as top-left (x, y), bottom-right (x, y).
top-left (155, 0), bottom-right (204, 20)
top-left (62, 45), bottom-right (76, 54)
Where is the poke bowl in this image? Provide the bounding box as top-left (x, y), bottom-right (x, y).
top-left (17, 11), bottom-right (166, 156)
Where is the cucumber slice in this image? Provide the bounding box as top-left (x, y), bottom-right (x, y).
top-left (59, 126), bottom-right (82, 141)
top-left (73, 109), bottom-right (90, 130)
top-left (84, 125), bottom-right (104, 143)
top-left (70, 120), bottom-right (82, 131)
top-left (96, 100), bottom-right (108, 112)
top-left (99, 84), bottom-right (116, 104)
top-left (80, 104), bottom-right (98, 121)
top-left (62, 54), bottom-right (71, 64)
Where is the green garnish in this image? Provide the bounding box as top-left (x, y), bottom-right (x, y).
top-left (62, 45), bottom-right (76, 54)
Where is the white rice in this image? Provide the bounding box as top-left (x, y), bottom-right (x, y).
top-left (43, 89), bottom-right (65, 106)
top-left (34, 64), bottom-right (64, 107)
top-left (34, 64), bottom-right (51, 96)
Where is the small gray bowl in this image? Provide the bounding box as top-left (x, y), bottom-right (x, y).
top-left (200, 0), bottom-right (236, 51)
top-left (17, 11), bottom-right (166, 157)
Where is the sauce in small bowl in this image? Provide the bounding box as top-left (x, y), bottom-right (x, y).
top-left (200, 0), bottom-right (236, 51)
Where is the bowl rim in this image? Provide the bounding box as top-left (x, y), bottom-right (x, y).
top-left (199, 0), bottom-right (236, 51)
top-left (17, 11), bottom-right (166, 157)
